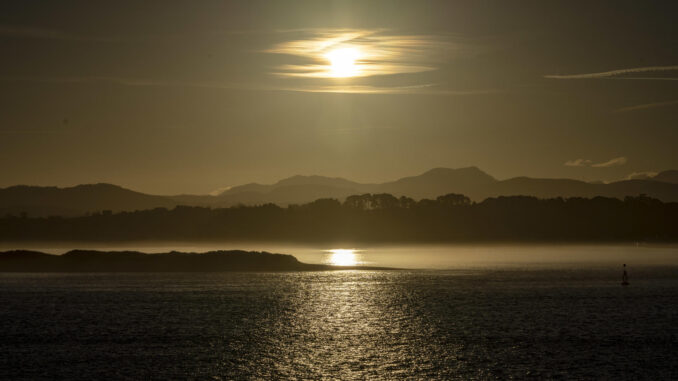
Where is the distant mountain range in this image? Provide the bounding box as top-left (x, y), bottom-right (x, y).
top-left (2, 167), bottom-right (678, 217)
top-left (0, 183), bottom-right (175, 217)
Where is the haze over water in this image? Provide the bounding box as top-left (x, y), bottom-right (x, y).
top-left (5, 243), bottom-right (677, 269)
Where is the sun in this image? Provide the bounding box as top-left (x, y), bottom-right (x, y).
top-left (328, 249), bottom-right (358, 266)
top-left (325, 47), bottom-right (361, 78)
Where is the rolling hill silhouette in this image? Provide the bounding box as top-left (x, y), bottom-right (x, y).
top-left (654, 170), bottom-right (678, 184)
top-left (373, 167), bottom-right (497, 199)
top-left (0, 183), bottom-right (174, 217)
top-left (2, 167), bottom-right (678, 217)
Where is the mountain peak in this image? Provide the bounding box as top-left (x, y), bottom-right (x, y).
top-left (275, 174), bottom-right (359, 188)
top-left (654, 170), bottom-right (678, 184)
top-left (73, 183), bottom-right (127, 191)
top-left (422, 166), bottom-right (495, 180)
top-left (373, 167), bottom-right (497, 199)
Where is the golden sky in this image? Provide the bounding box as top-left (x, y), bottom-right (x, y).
top-left (0, 0), bottom-right (677, 194)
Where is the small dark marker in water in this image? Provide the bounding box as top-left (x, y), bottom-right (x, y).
top-left (622, 263), bottom-right (629, 286)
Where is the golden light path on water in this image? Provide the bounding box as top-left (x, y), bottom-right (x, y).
top-left (327, 249), bottom-right (359, 266)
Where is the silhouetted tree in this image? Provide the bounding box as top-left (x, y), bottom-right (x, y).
top-left (371, 193), bottom-right (400, 210)
top-left (344, 194), bottom-right (374, 210)
top-left (0, 193), bottom-right (675, 243)
top-left (436, 193), bottom-right (471, 207)
top-left (398, 196), bottom-right (416, 209)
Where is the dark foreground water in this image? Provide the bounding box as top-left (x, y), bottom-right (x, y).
top-left (1, 268), bottom-right (677, 380)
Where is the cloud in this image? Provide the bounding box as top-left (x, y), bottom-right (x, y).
top-left (209, 186), bottom-right (232, 196)
top-left (0, 129), bottom-right (70, 135)
top-left (564, 159), bottom-right (593, 167)
top-left (0, 76), bottom-right (239, 89)
top-left (1, 27), bottom-right (489, 95)
top-left (0, 24), bottom-right (114, 42)
top-left (609, 77), bottom-right (678, 81)
top-left (0, 76), bottom-right (501, 96)
top-left (626, 171), bottom-right (658, 180)
top-left (613, 99), bottom-right (678, 113)
top-left (276, 84), bottom-right (501, 95)
top-left (544, 65), bottom-right (678, 80)
top-left (565, 157), bottom-right (627, 168)
top-left (265, 29), bottom-right (466, 79)
top-left (592, 157), bottom-right (628, 168)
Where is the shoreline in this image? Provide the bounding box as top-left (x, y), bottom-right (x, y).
top-left (0, 249), bottom-right (397, 273)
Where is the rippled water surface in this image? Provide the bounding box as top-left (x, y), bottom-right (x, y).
top-left (1, 265), bottom-right (678, 379)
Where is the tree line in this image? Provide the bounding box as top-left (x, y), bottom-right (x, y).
top-left (1, 193), bottom-right (676, 242)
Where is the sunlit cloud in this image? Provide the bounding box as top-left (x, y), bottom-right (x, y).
top-left (0, 76), bottom-right (501, 96)
top-left (564, 159), bottom-right (593, 167)
top-left (592, 157), bottom-right (627, 168)
top-left (544, 65), bottom-right (678, 79)
top-left (565, 157), bottom-right (627, 168)
top-left (0, 76), bottom-right (240, 89)
top-left (208, 186), bottom-right (232, 196)
top-left (0, 24), bottom-right (114, 42)
top-left (0, 28), bottom-right (487, 95)
top-left (613, 99), bottom-right (678, 113)
top-left (277, 84), bottom-right (500, 95)
top-left (609, 77), bottom-right (678, 81)
top-left (265, 29), bottom-right (459, 79)
top-left (626, 171), bottom-right (658, 180)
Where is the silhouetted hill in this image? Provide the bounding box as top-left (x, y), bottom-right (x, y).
top-left (224, 175), bottom-right (365, 196)
top-left (375, 167), bottom-right (497, 199)
top-left (654, 170), bottom-right (678, 184)
top-left (203, 168), bottom-right (678, 205)
top-left (172, 167), bottom-right (498, 206)
top-left (481, 177), bottom-right (604, 199)
top-left (0, 183), bottom-right (175, 217)
top-left (214, 184), bottom-right (362, 207)
top-left (168, 174), bottom-right (368, 208)
top-left (605, 180), bottom-right (678, 200)
top-left (479, 177), bottom-right (678, 201)
top-left (0, 250), bottom-right (390, 272)
top-left (4, 168), bottom-right (678, 216)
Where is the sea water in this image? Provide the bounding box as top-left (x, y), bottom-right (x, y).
top-left (0, 245), bottom-right (677, 379)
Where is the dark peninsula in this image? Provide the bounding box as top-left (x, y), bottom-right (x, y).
top-left (0, 250), bottom-right (391, 272)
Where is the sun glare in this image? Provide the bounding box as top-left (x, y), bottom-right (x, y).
top-left (328, 249), bottom-right (358, 266)
top-left (325, 48), bottom-right (361, 78)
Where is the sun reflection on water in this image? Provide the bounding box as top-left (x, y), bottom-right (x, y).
top-left (327, 249), bottom-right (359, 266)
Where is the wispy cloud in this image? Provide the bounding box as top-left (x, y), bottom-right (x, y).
top-left (0, 75), bottom-right (500, 96)
top-left (613, 99), bottom-right (678, 113)
top-left (564, 159), bottom-right (593, 167)
top-left (0, 76), bottom-right (239, 89)
top-left (592, 157), bottom-right (627, 168)
top-left (565, 157), bottom-right (627, 168)
top-left (0, 129), bottom-right (71, 135)
top-left (2, 27), bottom-right (487, 95)
top-left (209, 186), bottom-right (232, 196)
top-left (626, 171), bottom-right (658, 180)
top-left (265, 29), bottom-right (463, 79)
top-left (544, 65), bottom-right (678, 80)
top-left (277, 84), bottom-right (500, 95)
top-left (609, 77), bottom-right (678, 81)
top-left (0, 25), bottom-right (114, 42)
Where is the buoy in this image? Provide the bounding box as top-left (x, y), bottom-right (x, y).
top-left (621, 263), bottom-right (629, 286)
